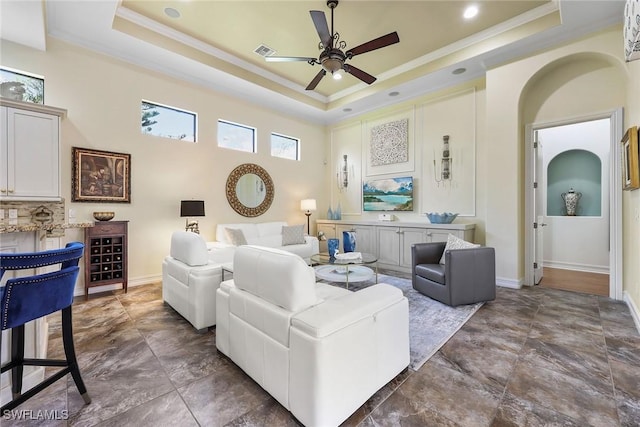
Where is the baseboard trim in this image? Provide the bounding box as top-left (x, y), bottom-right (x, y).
top-left (73, 275), bottom-right (162, 297)
top-left (543, 261), bottom-right (609, 275)
top-left (496, 277), bottom-right (523, 289)
top-left (624, 291), bottom-right (640, 335)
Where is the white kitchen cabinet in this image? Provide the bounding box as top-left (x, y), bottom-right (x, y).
top-left (0, 100), bottom-right (66, 201)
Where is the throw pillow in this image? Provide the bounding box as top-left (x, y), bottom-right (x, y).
top-left (439, 233), bottom-right (480, 264)
top-left (282, 224), bottom-right (306, 246)
top-left (225, 228), bottom-right (247, 246)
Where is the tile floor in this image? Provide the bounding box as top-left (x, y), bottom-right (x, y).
top-left (2, 275), bottom-right (639, 426)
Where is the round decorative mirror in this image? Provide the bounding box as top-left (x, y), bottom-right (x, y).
top-left (226, 163), bottom-right (274, 217)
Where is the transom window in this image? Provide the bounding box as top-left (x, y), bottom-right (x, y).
top-left (141, 100), bottom-right (196, 142)
top-left (218, 120), bottom-right (256, 153)
top-left (271, 133), bottom-right (300, 160)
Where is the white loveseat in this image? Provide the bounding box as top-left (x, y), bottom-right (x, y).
top-left (209, 221), bottom-right (318, 264)
top-left (216, 245), bottom-right (410, 427)
top-left (162, 231), bottom-right (222, 331)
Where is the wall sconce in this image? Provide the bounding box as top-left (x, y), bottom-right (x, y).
top-left (180, 200), bottom-right (205, 233)
top-left (434, 135), bottom-right (452, 184)
top-left (300, 199), bottom-right (316, 235)
top-left (337, 154), bottom-right (351, 192)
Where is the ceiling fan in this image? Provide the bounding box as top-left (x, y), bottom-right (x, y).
top-left (265, 0), bottom-right (400, 91)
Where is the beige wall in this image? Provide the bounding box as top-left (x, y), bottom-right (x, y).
top-left (0, 38), bottom-right (326, 286)
top-left (486, 26), bottom-right (628, 286)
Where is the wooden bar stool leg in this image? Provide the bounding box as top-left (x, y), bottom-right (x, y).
top-left (62, 307), bottom-right (91, 404)
top-left (10, 324), bottom-right (25, 399)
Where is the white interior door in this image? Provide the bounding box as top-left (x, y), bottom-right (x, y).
top-left (533, 131), bottom-right (544, 284)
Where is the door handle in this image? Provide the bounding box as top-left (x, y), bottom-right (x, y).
top-left (541, 223), bottom-right (548, 227)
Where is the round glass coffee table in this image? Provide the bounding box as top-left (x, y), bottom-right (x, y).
top-left (311, 252), bottom-right (378, 289)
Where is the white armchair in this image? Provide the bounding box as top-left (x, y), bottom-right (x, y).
top-left (216, 245), bottom-right (409, 427)
top-left (162, 231), bottom-right (222, 331)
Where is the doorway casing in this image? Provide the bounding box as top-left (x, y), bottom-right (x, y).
top-left (524, 108), bottom-right (623, 299)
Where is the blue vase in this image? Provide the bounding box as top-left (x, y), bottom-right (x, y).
top-left (327, 207), bottom-right (334, 220)
top-left (343, 231), bottom-right (356, 253)
top-left (335, 203), bottom-right (342, 220)
top-left (327, 238), bottom-right (339, 258)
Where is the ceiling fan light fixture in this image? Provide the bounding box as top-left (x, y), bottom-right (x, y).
top-left (332, 70), bottom-right (343, 80)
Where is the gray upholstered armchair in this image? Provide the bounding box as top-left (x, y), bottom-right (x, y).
top-left (411, 242), bottom-right (496, 306)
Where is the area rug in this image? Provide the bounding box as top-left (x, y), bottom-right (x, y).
top-left (323, 274), bottom-right (483, 371)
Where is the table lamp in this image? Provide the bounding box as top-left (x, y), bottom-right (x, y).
top-left (180, 200), bottom-right (205, 233)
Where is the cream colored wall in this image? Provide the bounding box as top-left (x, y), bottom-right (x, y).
top-left (623, 58), bottom-right (640, 319)
top-left (328, 81), bottom-right (487, 244)
top-left (0, 38), bottom-right (326, 287)
top-left (486, 26), bottom-right (627, 285)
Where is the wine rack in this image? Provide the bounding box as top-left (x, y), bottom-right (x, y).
top-left (84, 221), bottom-right (128, 300)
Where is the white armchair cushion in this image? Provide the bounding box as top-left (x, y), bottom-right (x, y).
top-left (170, 231), bottom-right (209, 266)
top-left (256, 221), bottom-right (287, 237)
top-left (233, 245), bottom-right (317, 311)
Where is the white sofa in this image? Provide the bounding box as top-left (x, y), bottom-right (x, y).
top-left (216, 245), bottom-right (410, 427)
top-left (162, 231), bottom-right (222, 331)
top-left (209, 221), bottom-right (318, 264)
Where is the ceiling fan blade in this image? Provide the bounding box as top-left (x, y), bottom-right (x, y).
top-left (310, 10), bottom-right (332, 47)
top-left (343, 64), bottom-right (376, 85)
top-left (306, 69), bottom-right (326, 90)
top-left (265, 56), bottom-right (317, 63)
top-left (346, 32), bottom-right (400, 57)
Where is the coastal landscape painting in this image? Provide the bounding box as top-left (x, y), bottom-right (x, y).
top-left (363, 176), bottom-right (413, 211)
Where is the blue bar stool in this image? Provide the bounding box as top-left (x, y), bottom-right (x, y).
top-left (0, 242), bottom-right (91, 411)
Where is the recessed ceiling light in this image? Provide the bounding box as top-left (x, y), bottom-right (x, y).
top-left (389, 91), bottom-right (400, 97)
top-left (463, 5), bottom-right (478, 20)
top-left (164, 7), bottom-right (180, 18)
top-left (343, 108), bottom-right (352, 112)
top-left (452, 67), bottom-right (466, 75)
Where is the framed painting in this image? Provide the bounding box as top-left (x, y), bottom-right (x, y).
top-left (72, 147), bottom-right (131, 202)
top-left (621, 126), bottom-right (639, 191)
top-left (363, 176), bottom-right (413, 211)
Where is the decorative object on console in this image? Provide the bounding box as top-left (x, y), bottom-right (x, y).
top-left (621, 126), bottom-right (639, 190)
top-left (363, 176), bottom-right (413, 211)
top-left (425, 212), bottom-right (458, 224)
top-left (561, 188), bottom-right (582, 216)
top-left (370, 118), bottom-right (408, 166)
top-left (180, 200), bottom-right (205, 233)
top-left (93, 211), bottom-right (115, 221)
top-left (317, 231), bottom-right (327, 241)
top-left (343, 230), bottom-right (356, 253)
top-left (300, 199), bottom-right (316, 234)
top-left (327, 238), bottom-right (339, 258)
top-left (434, 134), bottom-right (452, 184)
top-left (624, 0), bottom-right (640, 62)
top-left (72, 147), bottom-right (131, 203)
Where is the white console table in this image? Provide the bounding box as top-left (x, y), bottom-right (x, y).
top-left (316, 220), bottom-right (475, 273)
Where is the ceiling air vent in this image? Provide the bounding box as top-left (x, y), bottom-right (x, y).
top-left (254, 44), bottom-right (276, 57)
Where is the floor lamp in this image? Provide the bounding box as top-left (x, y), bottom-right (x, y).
top-left (300, 199), bottom-right (316, 235)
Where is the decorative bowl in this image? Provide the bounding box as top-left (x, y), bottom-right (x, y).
top-left (425, 212), bottom-right (458, 224)
top-left (93, 211), bottom-right (115, 221)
